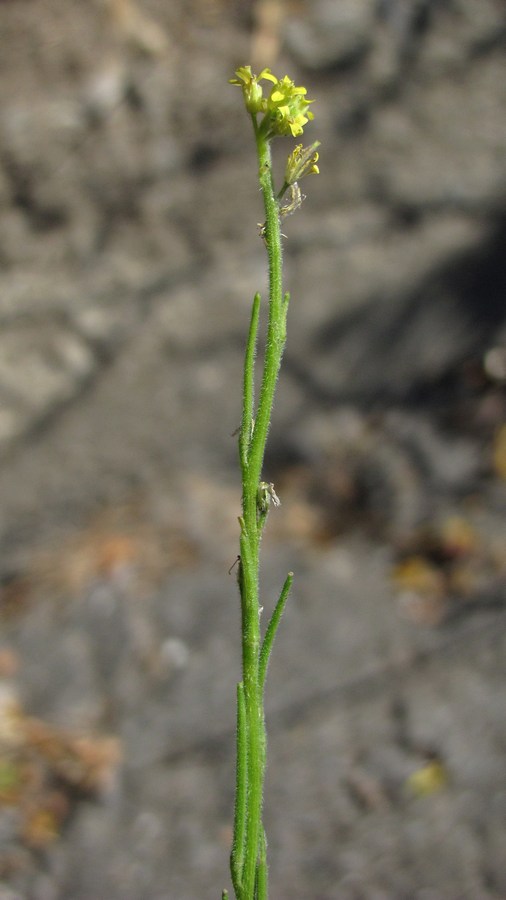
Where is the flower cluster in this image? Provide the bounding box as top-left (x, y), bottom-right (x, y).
top-left (229, 66), bottom-right (315, 138)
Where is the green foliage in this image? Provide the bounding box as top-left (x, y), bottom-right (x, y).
top-left (225, 66), bottom-right (319, 900)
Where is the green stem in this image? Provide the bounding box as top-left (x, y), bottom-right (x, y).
top-left (238, 528), bottom-right (263, 898)
top-left (247, 126), bottom-right (287, 491)
top-left (230, 119), bottom-right (291, 900)
top-left (230, 682), bottom-right (247, 896)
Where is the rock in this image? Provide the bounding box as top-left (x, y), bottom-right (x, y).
top-left (0, 322), bottom-right (96, 457)
top-left (284, 0), bottom-right (375, 70)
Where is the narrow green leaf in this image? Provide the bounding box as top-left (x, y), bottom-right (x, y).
top-left (259, 572), bottom-right (293, 691)
top-left (254, 828), bottom-right (268, 900)
top-left (240, 292), bottom-right (261, 471)
top-left (230, 682), bottom-right (248, 895)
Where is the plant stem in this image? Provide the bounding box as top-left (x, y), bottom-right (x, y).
top-left (247, 123), bottom-right (287, 491)
top-left (229, 120), bottom-right (292, 900)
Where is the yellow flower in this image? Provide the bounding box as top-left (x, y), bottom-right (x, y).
top-left (230, 66), bottom-right (315, 138)
top-left (265, 74), bottom-right (314, 137)
top-left (229, 66), bottom-right (276, 115)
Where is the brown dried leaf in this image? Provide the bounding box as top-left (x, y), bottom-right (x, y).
top-left (392, 556), bottom-right (446, 598)
top-left (437, 516), bottom-right (480, 559)
top-left (107, 0), bottom-right (170, 55)
top-left (251, 0), bottom-right (286, 68)
top-left (492, 423), bottom-right (506, 480)
top-left (22, 718), bottom-right (121, 794)
top-left (21, 808), bottom-right (60, 849)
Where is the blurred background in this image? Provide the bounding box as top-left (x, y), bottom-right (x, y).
top-left (0, 1), bottom-right (505, 897)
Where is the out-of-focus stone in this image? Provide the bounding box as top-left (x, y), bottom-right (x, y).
top-left (284, 0), bottom-right (375, 70)
top-left (0, 324), bottom-right (97, 456)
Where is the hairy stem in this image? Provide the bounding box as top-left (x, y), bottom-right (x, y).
top-left (230, 123), bottom-right (289, 900)
top-left (247, 125), bottom-right (287, 492)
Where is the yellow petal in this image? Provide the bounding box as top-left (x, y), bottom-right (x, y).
top-left (406, 761), bottom-right (448, 796)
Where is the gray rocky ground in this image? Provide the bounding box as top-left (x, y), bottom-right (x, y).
top-left (0, 1), bottom-right (505, 898)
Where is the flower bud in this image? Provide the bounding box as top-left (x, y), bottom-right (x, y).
top-left (229, 66), bottom-right (274, 115)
